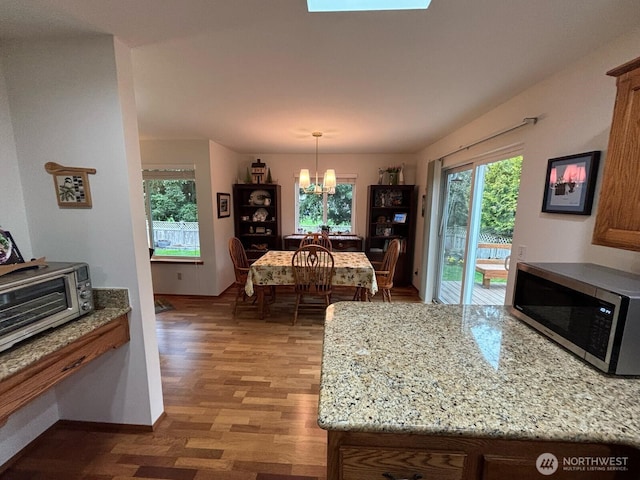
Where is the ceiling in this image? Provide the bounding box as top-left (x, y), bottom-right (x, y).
top-left (1, 0), bottom-right (639, 154)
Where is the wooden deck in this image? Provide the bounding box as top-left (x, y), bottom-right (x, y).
top-left (439, 280), bottom-right (507, 305)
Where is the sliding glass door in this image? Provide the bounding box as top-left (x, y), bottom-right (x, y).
top-left (435, 155), bottom-right (522, 304)
top-left (436, 166), bottom-right (473, 304)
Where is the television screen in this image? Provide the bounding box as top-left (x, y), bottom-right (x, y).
top-left (393, 213), bottom-right (407, 223)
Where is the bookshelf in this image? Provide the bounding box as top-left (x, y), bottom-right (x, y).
top-left (365, 184), bottom-right (417, 286)
top-left (232, 184), bottom-right (281, 262)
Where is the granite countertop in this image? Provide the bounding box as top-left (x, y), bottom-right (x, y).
top-left (318, 302), bottom-right (640, 449)
top-left (0, 288), bottom-right (131, 382)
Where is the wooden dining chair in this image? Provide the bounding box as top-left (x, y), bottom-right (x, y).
top-left (373, 238), bottom-right (401, 302)
top-left (355, 238), bottom-right (401, 302)
top-left (228, 237), bottom-right (275, 317)
top-left (228, 237), bottom-right (251, 316)
top-left (291, 244), bottom-right (335, 325)
top-left (299, 232), bottom-right (333, 251)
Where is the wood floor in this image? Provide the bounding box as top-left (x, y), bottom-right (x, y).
top-left (1, 285), bottom-right (421, 480)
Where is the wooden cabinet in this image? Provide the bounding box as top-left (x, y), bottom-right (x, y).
top-left (0, 315), bottom-right (129, 424)
top-left (283, 234), bottom-right (363, 252)
top-left (592, 56), bottom-right (640, 251)
top-left (328, 431), bottom-right (640, 480)
top-left (233, 184), bottom-right (282, 261)
top-left (341, 446), bottom-right (465, 480)
top-left (365, 185), bottom-right (417, 286)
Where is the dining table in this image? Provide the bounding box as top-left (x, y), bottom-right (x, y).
top-left (245, 250), bottom-right (378, 319)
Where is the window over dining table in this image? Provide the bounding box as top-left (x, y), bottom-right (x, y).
top-left (296, 175), bottom-right (356, 234)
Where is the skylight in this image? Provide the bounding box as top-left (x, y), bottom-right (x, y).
top-left (307, 0), bottom-right (431, 12)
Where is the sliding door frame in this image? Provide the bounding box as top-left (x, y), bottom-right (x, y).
top-left (433, 144), bottom-right (524, 304)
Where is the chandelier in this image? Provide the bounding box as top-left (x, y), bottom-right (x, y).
top-left (299, 132), bottom-right (336, 195)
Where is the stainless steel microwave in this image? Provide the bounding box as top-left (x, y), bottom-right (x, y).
top-left (511, 262), bottom-right (640, 376)
top-left (0, 262), bottom-right (94, 353)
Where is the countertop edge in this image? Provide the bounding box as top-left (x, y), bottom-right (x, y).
top-left (316, 418), bottom-right (640, 450)
top-left (0, 288), bottom-right (131, 381)
top-left (317, 303), bottom-right (640, 450)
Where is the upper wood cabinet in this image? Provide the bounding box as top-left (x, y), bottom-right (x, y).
top-left (592, 56), bottom-right (640, 251)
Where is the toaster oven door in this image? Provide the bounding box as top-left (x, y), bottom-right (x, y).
top-left (0, 275), bottom-right (73, 351)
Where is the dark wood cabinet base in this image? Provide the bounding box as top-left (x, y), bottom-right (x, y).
top-left (328, 430), bottom-right (640, 480)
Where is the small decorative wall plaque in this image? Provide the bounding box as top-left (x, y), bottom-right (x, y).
top-left (44, 162), bottom-right (96, 208)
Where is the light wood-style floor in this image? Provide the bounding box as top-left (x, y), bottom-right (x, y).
top-left (1, 285), bottom-right (421, 480)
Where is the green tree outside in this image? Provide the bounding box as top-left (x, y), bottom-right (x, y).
top-left (443, 156), bottom-right (522, 284)
top-left (445, 156), bottom-right (522, 238)
top-left (446, 170), bottom-right (472, 230)
top-left (145, 179), bottom-right (199, 256)
top-left (299, 183), bottom-right (353, 231)
top-left (327, 184), bottom-right (353, 228)
top-left (147, 180), bottom-right (198, 222)
top-left (480, 156), bottom-right (522, 237)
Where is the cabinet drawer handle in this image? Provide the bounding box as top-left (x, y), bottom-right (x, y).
top-left (62, 355), bottom-right (87, 372)
top-left (383, 474), bottom-right (423, 480)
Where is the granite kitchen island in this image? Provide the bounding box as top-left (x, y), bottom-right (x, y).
top-left (318, 302), bottom-right (640, 479)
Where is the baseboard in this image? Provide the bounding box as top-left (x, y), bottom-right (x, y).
top-left (56, 414), bottom-right (162, 433)
top-left (0, 421), bottom-right (58, 475)
top-left (0, 412), bottom-right (166, 474)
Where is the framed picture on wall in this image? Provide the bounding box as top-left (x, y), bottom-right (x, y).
top-left (217, 192), bottom-right (231, 218)
top-left (541, 151), bottom-right (600, 215)
top-left (44, 162), bottom-right (96, 209)
top-left (53, 172), bottom-right (93, 208)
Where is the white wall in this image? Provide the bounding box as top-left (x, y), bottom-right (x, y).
top-left (141, 139), bottom-right (213, 295)
top-left (0, 57), bottom-right (31, 255)
top-left (144, 150), bottom-right (418, 296)
top-left (0, 52), bottom-right (54, 465)
top-left (239, 154), bottom-right (418, 237)
top-left (210, 140), bottom-right (245, 294)
top-left (140, 139), bottom-right (246, 296)
top-left (415, 27), bottom-right (640, 303)
top-left (0, 36), bottom-right (163, 464)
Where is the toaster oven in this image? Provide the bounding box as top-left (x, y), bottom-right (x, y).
top-left (0, 262), bottom-right (94, 353)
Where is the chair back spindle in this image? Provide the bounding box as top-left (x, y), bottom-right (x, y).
top-left (299, 232), bottom-right (333, 251)
top-left (374, 238), bottom-right (401, 302)
top-left (228, 237), bottom-right (251, 315)
top-left (291, 244), bottom-right (335, 324)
